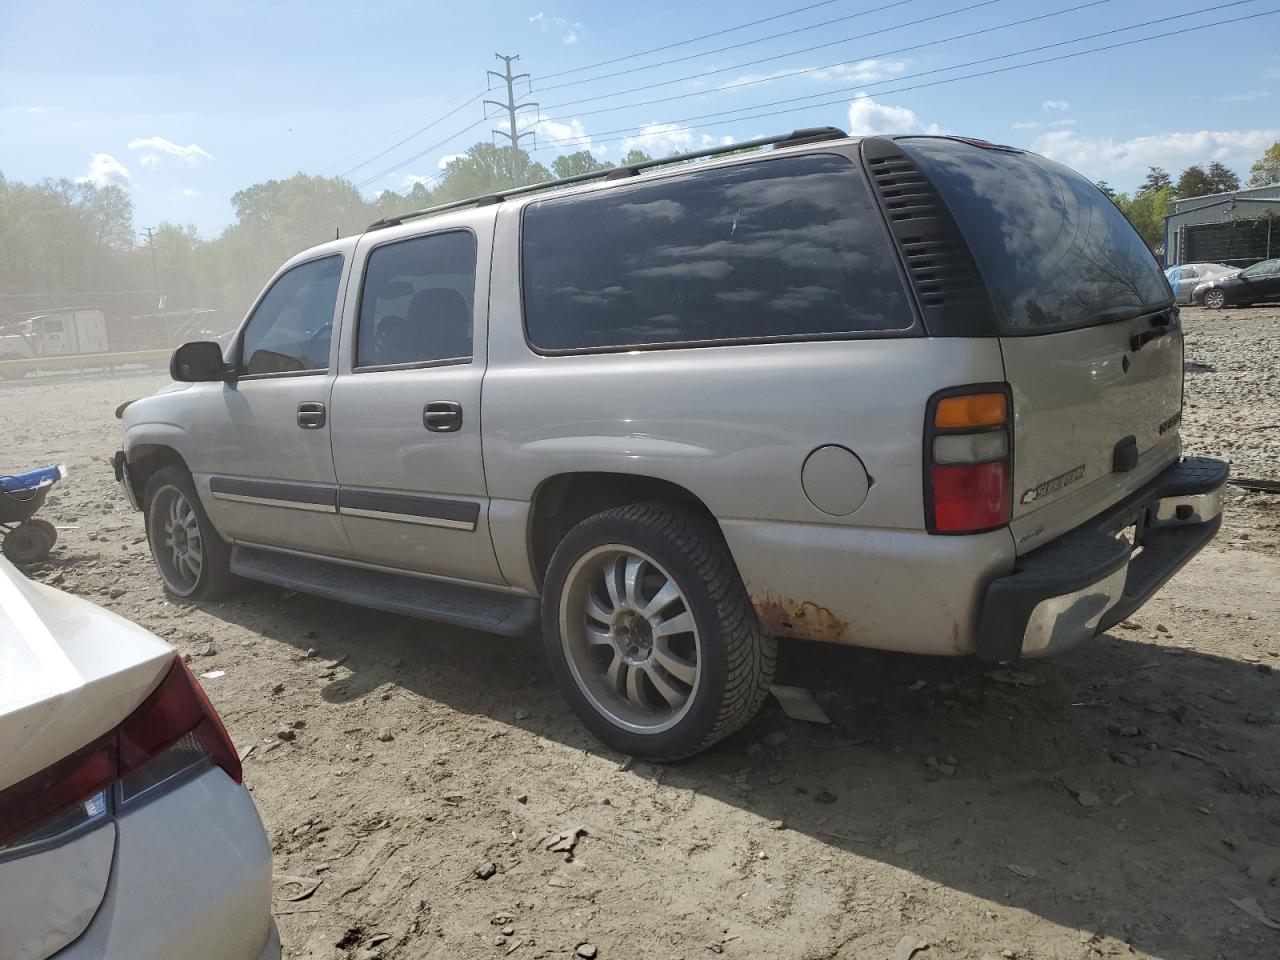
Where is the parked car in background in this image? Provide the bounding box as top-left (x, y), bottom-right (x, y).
top-left (117, 131), bottom-right (1226, 760)
top-left (1195, 257), bottom-right (1280, 308)
top-left (0, 557), bottom-right (279, 960)
top-left (1163, 262), bottom-right (1236, 304)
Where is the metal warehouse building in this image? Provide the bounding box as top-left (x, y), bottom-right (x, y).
top-left (1165, 184), bottom-right (1280, 266)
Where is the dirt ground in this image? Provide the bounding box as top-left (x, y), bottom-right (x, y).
top-left (4, 306), bottom-right (1279, 960)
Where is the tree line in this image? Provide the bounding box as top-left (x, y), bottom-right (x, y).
top-left (1096, 142), bottom-right (1280, 252)
top-left (2, 138), bottom-right (1278, 327)
top-left (0, 142), bottom-right (649, 326)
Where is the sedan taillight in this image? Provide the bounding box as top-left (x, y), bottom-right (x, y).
top-left (925, 385), bottom-right (1013, 534)
top-left (0, 656), bottom-right (241, 849)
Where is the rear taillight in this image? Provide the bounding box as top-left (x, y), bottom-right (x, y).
top-left (925, 385), bottom-right (1013, 534)
top-left (0, 657), bottom-right (240, 849)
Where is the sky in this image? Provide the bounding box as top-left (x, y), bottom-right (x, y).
top-left (2, 0), bottom-right (1278, 236)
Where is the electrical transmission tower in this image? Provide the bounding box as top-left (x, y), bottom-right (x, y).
top-left (485, 53), bottom-right (540, 185)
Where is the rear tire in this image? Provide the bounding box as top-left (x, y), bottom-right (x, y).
top-left (143, 466), bottom-right (237, 599)
top-left (1203, 288), bottom-right (1227, 310)
top-left (541, 502), bottom-right (775, 760)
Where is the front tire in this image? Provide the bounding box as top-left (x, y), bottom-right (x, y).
top-left (144, 466), bottom-right (237, 599)
top-left (541, 503), bottom-right (775, 760)
top-left (1203, 288), bottom-right (1227, 310)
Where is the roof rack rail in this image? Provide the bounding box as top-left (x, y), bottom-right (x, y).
top-left (366, 126), bottom-right (848, 231)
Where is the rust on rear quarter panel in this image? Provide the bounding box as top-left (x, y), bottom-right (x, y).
top-left (753, 594), bottom-right (848, 643)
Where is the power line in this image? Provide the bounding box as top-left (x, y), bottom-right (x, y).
top-left (318, 82), bottom-right (487, 175)
top-left (536, 0), bottom-right (848, 81)
top-left (542, 0), bottom-right (1114, 114)
top-left (529, 6), bottom-right (1280, 153)
top-left (539, 0), bottom-right (1249, 124)
top-left (355, 116), bottom-right (489, 189)
top-left (537, 0), bottom-right (945, 93)
top-left (337, 90), bottom-right (488, 179)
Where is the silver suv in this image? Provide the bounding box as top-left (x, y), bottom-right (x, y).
top-left (115, 129), bottom-right (1227, 759)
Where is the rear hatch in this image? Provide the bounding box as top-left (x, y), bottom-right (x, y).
top-left (0, 559), bottom-right (173, 960)
top-left (895, 138), bottom-right (1182, 553)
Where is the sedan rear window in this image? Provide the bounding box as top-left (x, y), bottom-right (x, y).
top-left (898, 139), bottom-right (1171, 333)
top-left (521, 154), bottom-right (913, 352)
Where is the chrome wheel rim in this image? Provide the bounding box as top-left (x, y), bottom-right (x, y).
top-left (150, 485), bottom-right (203, 595)
top-left (559, 545), bottom-right (702, 734)
top-left (1205, 290), bottom-right (1225, 309)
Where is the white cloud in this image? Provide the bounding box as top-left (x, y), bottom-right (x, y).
top-left (613, 124), bottom-right (737, 157)
top-left (77, 153), bottom-right (131, 188)
top-left (179, 187), bottom-right (198, 198)
top-left (529, 115), bottom-right (610, 156)
top-left (847, 94), bottom-right (943, 136)
top-left (1012, 121), bottom-right (1041, 130)
top-left (126, 136), bottom-right (213, 164)
top-left (1048, 118), bottom-right (1076, 128)
top-left (1031, 128), bottom-right (1280, 181)
top-left (1221, 90), bottom-right (1270, 103)
top-left (435, 153), bottom-right (463, 170)
top-left (529, 12), bottom-right (583, 46)
top-left (138, 153), bottom-right (161, 168)
top-left (1042, 99), bottom-right (1070, 111)
top-left (721, 59), bottom-right (908, 90)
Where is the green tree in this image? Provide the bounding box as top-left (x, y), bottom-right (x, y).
top-left (551, 150), bottom-right (614, 179)
top-left (621, 148), bottom-right (654, 167)
top-left (1205, 161), bottom-right (1240, 193)
top-left (1247, 141), bottom-right (1280, 186)
top-left (1175, 164), bottom-right (1213, 198)
top-left (1141, 166), bottom-right (1171, 193)
top-left (1095, 180), bottom-right (1116, 200)
top-left (430, 143), bottom-right (551, 204)
top-left (1115, 186), bottom-right (1172, 252)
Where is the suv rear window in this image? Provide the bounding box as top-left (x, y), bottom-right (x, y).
top-left (521, 154), bottom-right (913, 352)
top-left (898, 138), bottom-right (1171, 333)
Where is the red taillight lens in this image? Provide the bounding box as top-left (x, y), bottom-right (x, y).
top-left (119, 658), bottom-right (241, 784)
top-left (931, 462), bottom-right (1011, 532)
top-left (926, 385), bottom-right (1013, 535)
top-left (0, 656), bottom-right (240, 847)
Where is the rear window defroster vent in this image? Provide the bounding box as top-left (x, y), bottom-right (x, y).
top-left (861, 138), bottom-right (995, 337)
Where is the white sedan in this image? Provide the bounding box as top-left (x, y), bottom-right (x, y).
top-left (0, 557), bottom-right (279, 960)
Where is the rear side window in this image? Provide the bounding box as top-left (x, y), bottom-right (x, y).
top-left (241, 255), bottom-right (342, 375)
top-left (898, 139), bottom-right (1170, 333)
top-left (356, 231), bottom-right (476, 367)
top-left (521, 154), bottom-right (913, 352)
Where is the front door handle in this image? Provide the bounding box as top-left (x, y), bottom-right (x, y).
top-left (297, 401), bottom-right (326, 429)
top-left (423, 401), bottom-right (462, 433)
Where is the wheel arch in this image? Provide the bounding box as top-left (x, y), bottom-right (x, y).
top-left (527, 472), bottom-right (722, 589)
top-left (126, 443), bottom-right (190, 507)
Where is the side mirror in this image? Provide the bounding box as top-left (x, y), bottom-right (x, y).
top-left (170, 341), bottom-right (230, 382)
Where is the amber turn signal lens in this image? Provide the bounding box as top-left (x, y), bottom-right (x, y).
top-left (934, 393), bottom-right (1007, 429)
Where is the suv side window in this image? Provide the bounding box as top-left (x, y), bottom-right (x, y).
top-left (356, 231), bottom-right (476, 368)
top-left (240, 255), bottom-right (343, 375)
top-left (521, 154), bottom-right (913, 352)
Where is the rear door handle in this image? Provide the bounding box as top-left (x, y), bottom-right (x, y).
top-left (297, 401), bottom-right (326, 429)
top-left (423, 401), bottom-right (462, 432)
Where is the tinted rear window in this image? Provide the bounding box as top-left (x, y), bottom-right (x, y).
top-left (521, 154), bottom-right (913, 351)
top-left (899, 139), bottom-right (1171, 333)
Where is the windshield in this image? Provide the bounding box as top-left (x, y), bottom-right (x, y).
top-left (1241, 258), bottom-right (1280, 278)
top-left (898, 138), bottom-right (1172, 334)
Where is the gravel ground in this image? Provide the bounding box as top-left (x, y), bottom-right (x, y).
top-left (3, 305), bottom-right (1279, 960)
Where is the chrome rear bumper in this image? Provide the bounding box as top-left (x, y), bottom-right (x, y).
top-left (977, 457), bottom-right (1228, 662)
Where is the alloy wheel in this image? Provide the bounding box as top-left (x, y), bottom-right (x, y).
top-left (150, 485), bottom-right (204, 595)
top-left (558, 545), bottom-right (702, 734)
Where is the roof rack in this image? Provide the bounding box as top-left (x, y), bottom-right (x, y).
top-left (366, 126), bottom-right (848, 231)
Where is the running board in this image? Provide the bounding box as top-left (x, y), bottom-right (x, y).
top-left (230, 546), bottom-right (539, 637)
